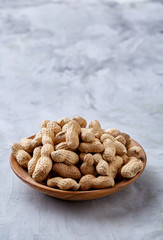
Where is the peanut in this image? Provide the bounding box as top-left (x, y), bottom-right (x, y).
top-left (93, 154), bottom-right (109, 176)
top-left (80, 128), bottom-right (95, 143)
top-left (121, 158), bottom-right (143, 178)
top-left (114, 140), bottom-right (127, 155)
top-left (66, 120), bottom-right (81, 149)
top-left (121, 132), bottom-right (130, 144)
top-left (51, 149), bottom-right (79, 165)
top-left (62, 123), bottom-right (69, 132)
top-left (11, 143), bottom-right (31, 168)
top-left (78, 139), bottom-right (104, 153)
top-left (31, 132), bottom-right (42, 147)
top-left (47, 121), bottom-right (61, 136)
top-left (79, 174), bottom-right (115, 190)
top-left (57, 118), bottom-right (71, 128)
top-left (127, 146), bottom-right (144, 159)
top-left (126, 138), bottom-right (137, 149)
top-left (32, 124), bottom-right (54, 182)
top-left (100, 133), bottom-right (127, 156)
top-left (42, 128), bottom-right (54, 145)
top-left (104, 128), bottom-right (121, 137)
top-left (40, 120), bottom-right (50, 129)
top-left (28, 146), bottom-right (41, 175)
top-left (20, 132), bottom-right (42, 154)
top-left (80, 154), bottom-right (97, 175)
top-left (55, 142), bottom-right (72, 151)
top-left (89, 120), bottom-right (104, 138)
top-left (52, 163), bottom-right (81, 180)
top-left (102, 138), bottom-right (116, 162)
top-left (105, 128), bottom-right (121, 137)
top-left (107, 156), bottom-right (123, 178)
top-left (73, 116), bottom-right (87, 128)
top-left (79, 152), bottom-right (87, 161)
top-left (47, 177), bottom-right (80, 191)
top-left (121, 154), bottom-right (129, 164)
top-left (32, 144), bottom-right (54, 182)
top-left (115, 135), bottom-right (126, 145)
top-left (53, 131), bottom-right (66, 145)
top-left (20, 138), bottom-right (33, 153)
top-left (100, 133), bottom-right (115, 142)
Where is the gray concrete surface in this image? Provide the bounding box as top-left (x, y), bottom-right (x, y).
top-left (0, 0), bottom-right (163, 239)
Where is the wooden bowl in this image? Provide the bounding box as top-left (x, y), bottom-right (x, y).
top-left (10, 136), bottom-right (147, 201)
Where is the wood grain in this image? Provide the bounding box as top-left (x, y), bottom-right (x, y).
top-left (10, 135), bottom-right (147, 201)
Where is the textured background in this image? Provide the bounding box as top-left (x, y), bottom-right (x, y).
top-left (0, 0), bottom-right (163, 239)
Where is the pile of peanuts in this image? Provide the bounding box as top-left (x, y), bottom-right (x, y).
top-left (11, 116), bottom-right (144, 191)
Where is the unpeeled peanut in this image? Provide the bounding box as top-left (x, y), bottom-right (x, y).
top-left (47, 121), bottom-right (61, 136)
top-left (53, 131), bottom-right (66, 145)
top-left (28, 146), bottom-right (41, 175)
top-left (57, 118), bottom-right (71, 128)
top-left (104, 128), bottom-right (121, 137)
top-left (40, 120), bottom-right (50, 129)
top-left (11, 143), bottom-right (31, 168)
top-left (89, 120), bottom-right (104, 138)
top-left (121, 158), bottom-right (143, 178)
top-left (73, 116), bottom-right (87, 128)
top-left (115, 135), bottom-right (126, 145)
top-left (114, 140), bottom-right (127, 155)
top-left (66, 120), bottom-right (81, 149)
top-left (80, 154), bottom-right (97, 175)
top-left (47, 177), bottom-right (80, 190)
top-left (93, 154), bottom-right (109, 176)
top-left (78, 139), bottom-right (104, 153)
top-left (32, 144), bottom-right (54, 182)
top-left (20, 132), bottom-right (42, 153)
top-left (55, 142), bottom-right (72, 151)
top-left (42, 128), bottom-right (54, 145)
top-left (122, 154), bottom-right (129, 164)
top-left (79, 174), bottom-right (115, 190)
top-left (126, 138), bottom-right (137, 149)
top-left (102, 138), bottom-right (116, 162)
top-left (52, 163), bottom-right (81, 179)
top-left (127, 146), bottom-right (143, 159)
top-left (80, 128), bottom-right (95, 143)
top-left (79, 153), bottom-right (87, 161)
top-left (107, 156), bottom-right (123, 179)
top-left (51, 149), bottom-right (79, 165)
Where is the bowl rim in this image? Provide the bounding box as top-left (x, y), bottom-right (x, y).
top-left (10, 135), bottom-right (147, 195)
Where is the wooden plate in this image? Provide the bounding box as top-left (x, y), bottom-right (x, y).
top-left (10, 136), bottom-right (147, 201)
